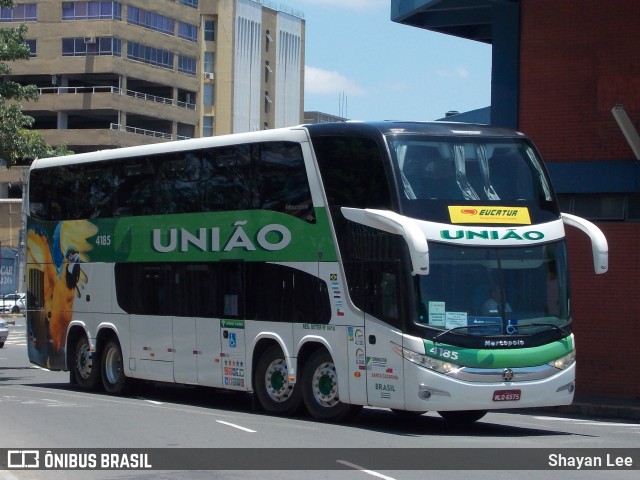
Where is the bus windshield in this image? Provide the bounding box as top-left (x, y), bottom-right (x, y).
top-left (413, 241), bottom-right (570, 336)
top-left (387, 136), bottom-right (558, 223)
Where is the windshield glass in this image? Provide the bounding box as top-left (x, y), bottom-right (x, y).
top-left (413, 241), bottom-right (570, 336)
top-left (387, 136), bottom-right (559, 223)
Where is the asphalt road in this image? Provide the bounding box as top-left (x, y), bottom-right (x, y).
top-left (1, 316), bottom-right (638, 480)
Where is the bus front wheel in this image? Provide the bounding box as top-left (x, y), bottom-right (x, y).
top-left (73, 336), bottom-right (101, 391)
top-left (254, 345), bottom-right (302, 416)
top-left (438, 410), bottom-right (487, 424)
top-left (101, 339), bottom-right (129, 394)
top-left (302, 349), bottom-right (361, 422)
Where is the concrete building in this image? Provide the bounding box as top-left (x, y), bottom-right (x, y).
top-left (303, 111), bottom-right (346, 124)
top-left (393, 0), bottom-right (640, 401)
top-left (0, 0), bottom-right (305, 154)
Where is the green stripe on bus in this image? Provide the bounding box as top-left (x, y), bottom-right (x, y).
top-left (31, 208), bottom-right (338, 263)
top-left (424, 336), bottom-right (574, 368)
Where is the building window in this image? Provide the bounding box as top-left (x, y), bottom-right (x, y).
top-left (557, 194), bottom-right (627, 221)
top-left (203, 116), bottom-right (214, 137)
top-left (203, 84), bottom-right (214, 106)
top-left (264, 91), bottom-right (272, 114)
top-left (204, 52), bottom-right (214, 74)
top-left (1, 3), bottom-right (36, 21)
top-left (178, 21), bottom-right (198, 42)
top-left (265, 61), bottom-right (271, 83)
top-left (26, 39), bottom-right (36, 57)
top-left (126, 41), bottom-right (173, 70)
top-left (265, 30), bottom-right (272, 52)
top-left (178, 55), bottom-right (197, 75)
top-left (62, 37), bottom-right (121, 56)
top-left (127, 6), bottom-right (173, 35)
top-left (62, 1), bottom-right (121, 20)
top-left (180, 0), bottom-right (198, 8)
top-left (204, 20), bottom-right (215, 41)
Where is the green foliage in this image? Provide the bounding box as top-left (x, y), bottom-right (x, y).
top-left (0, 0), bottom-right (72, 167)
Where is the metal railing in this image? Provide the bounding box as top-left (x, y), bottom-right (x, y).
top-left (38, 86), bottom-right (121, 95)
top-left (39, 86), bottom-right (196, 110)
top-left (110, 123), bottom-right (172, 140)
top-left (109, 124), bottom-right (193, 141)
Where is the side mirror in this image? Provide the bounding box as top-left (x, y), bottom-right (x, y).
top-left (561, 213), bottom-right (608, 274)
top-left (340, 207), bottom-right (429, 275)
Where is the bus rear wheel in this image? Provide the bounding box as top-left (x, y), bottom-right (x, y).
top-left (254, 345), bottom-right (302, 416)
top-left (302, 349), bottom-right (361, 422)
top-left (73, 336), bottom-right (101, 391)
top-left (438, 410), bottom-right (487, 424)
top-left (101, 339), bottom-right (129, 394)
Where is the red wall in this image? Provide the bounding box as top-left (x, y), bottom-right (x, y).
top-left (520, 0), bottom-right (640, 161)
top-left (565, 225), bottom-right (640, 398)
top-left (520, 1), bottom-right (640, 398)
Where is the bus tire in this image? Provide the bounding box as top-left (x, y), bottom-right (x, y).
top-left (254, 345), bottom-right (302, 416)
top-left (101, 338), bottom-right (129, 394)
top-left (302, 349), bottom-right (361, 422)
top-left (438, 410), bottom-right (487, 424)
top-left (73, 335), bottom-right (101, 391)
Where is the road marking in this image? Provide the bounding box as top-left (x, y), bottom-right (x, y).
top-left (216, 420), bottom-right (256, 433)
top-left (137, 397), bottom-right (164, 405)
top-left (337, 460), bottom-right (397, 480)
top-left (535, 416), bottom-right (640, 427)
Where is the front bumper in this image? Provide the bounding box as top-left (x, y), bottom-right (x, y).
top-left (403, 359), bottom-right (575, 412)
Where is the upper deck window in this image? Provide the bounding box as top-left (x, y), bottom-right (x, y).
top-left (388, 136), bottom-right (558, 223)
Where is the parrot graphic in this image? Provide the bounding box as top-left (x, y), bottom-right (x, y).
top-left (26, 220), bottom-right (98, 365)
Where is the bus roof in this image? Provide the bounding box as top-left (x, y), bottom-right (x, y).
top-left (303, 120), bottom-right (526, 138)
top-left (29, 121), bottom-right (526, 170)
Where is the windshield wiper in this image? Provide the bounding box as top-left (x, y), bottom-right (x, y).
top-left (529, 323), bottom-right (570, 336)
top-left (432, 324), bottom-right (500, 342)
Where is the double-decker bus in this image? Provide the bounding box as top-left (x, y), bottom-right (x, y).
top-left (24, 121), bottom-right (607, 423)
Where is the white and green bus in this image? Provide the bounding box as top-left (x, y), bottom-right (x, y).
top-left (25, 121), bottom-right (607, 423)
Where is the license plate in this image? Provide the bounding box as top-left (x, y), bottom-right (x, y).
top-left (493, 389), bottom-right (521, 402)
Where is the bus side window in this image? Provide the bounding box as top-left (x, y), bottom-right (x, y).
top-left (199, 146), bottom-right (251, 212)
top-left (312, 135), bottom-right (392, 209)
top-left (220, 262), bottom-right (244, 319)
top-left (254, 142), bottom-right (314, 221)
top-left (364, 261), bottom-right (402, 329)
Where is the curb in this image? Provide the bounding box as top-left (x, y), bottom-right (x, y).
top-left (524, 398), bottom-right (640, 422)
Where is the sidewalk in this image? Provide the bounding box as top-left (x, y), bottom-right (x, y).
top-left (532, 394), bottom-right (640, 421)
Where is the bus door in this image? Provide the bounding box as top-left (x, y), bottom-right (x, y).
top-left (218, 262), bottom-right (247, 390)
top-left (193, 317), bottom-right (222, 387)
top-left (363, 261), bottom-right (405, 409)
top-left (173, 315), bottom-right (197, 384)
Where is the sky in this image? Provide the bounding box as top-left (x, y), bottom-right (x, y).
top-left (299, 0), bottom-right (493, 122)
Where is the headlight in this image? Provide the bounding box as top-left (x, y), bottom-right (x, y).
top-left (392, 343), bottom-right (461, 375)
top-left (548, 350), bottom-right (576, 370)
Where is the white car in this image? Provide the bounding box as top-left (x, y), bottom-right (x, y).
top-left (0, 318), bottom-right (8, 348)
top-left (0, 293), bottom-right (26, 314)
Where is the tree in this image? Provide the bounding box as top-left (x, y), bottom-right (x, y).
top-left (0, 0), bottom-right (71, 167)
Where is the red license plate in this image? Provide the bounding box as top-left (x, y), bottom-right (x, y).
top-left (493, 389), bottom-right (521, 402)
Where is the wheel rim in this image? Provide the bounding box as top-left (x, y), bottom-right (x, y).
top-left (76, 343), bottom-right (93, 380)
top-left (265, 358), bottom-right (293, 403)
top-left (104, 346), bottom-right (121, 386)
top-left (312, 361), bottom-right (339, 408)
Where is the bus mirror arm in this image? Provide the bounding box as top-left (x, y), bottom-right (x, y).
top-left (561, 212), bottom-right (609, 274)
top-left (341, 207), bottom-right (429, 275)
